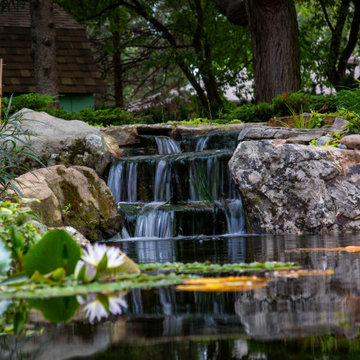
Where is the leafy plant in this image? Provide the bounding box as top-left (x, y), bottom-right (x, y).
top-left (2, 93), bottom-right (57, 114)
top-left (279, 105), bottom-right (322, 129)
top-left (0, 240), bottom-right (11, 277)
top-left (0, 198), bottom-right (45, 273)
top-left (23, 229), bottom-right (81, 278)
top-left (0, 96), bottom-right (44, 195)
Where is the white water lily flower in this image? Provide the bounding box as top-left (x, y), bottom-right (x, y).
top-left (74, 260), bottom-right (97, 283)
top-left (108, 295), bottom-right (128, 315)
top-left (105, 246), bottom-right (126, 269)
top-left (82, 294), bottom-right (128, 323)
top-left (84, 299), bottom-right (108, 323)
top-left (81, 244), bottom-right (126, 269)
top-left (81, 243), bottom-right (108, 267)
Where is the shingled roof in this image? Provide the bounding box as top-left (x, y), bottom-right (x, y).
top-left (0, 3), bottom-right (104, 94)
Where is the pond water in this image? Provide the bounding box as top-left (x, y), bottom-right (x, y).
top-left (2, 132), bottom-right (360, 359)
top-left (2, 233), bottom-right (360, 360)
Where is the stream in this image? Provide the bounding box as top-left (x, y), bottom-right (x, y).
top-left (2, 131), bottom-right (360, 359)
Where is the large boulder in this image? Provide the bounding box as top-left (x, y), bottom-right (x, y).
top-left (14, 165), bottom-right (121, 241)
top-left (16, 109), bottom-right (115, 176)
top-left (229, 140), bottom-right (360, 234)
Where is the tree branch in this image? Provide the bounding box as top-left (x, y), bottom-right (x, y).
top-left (338, 1), bottom-right (360, 75)
top-left (319, 0), bottom-right (334, 33)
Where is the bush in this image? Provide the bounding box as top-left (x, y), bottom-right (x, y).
top-left (2, 93), bottom-right (56, 114)
top-left (77, 107), bottom-right (153, 127)
top-left (223, 89), bottom-right (360, 123)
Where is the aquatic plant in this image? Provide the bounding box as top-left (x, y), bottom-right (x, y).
top-left (74, 243), bottom-right (126, 283)
top-left (138, 261), bottom-right (300, 273)
top-left (78, 293), bottom-right (128, 323)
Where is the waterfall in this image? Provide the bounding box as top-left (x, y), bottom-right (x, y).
top-left (135, 204), bottom-right (174, 238)
top-left (154, 136), bottom-right (180, 202)
top-left (223, 199), bottom-right (246, 234)
top-left (189, 155), bottom-right (224, 201)
top-left (195, 136), bottom-right (209, 151)
top-left (154, 160), bottom-right (172, 202)
top-left (108, 161), bottom-right (138, 202)
top-left (107, 133), bottom-right (247, 241)
top-left (155, 136), bottom-right (181, 155)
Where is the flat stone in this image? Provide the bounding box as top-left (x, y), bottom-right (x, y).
top-left (340, 135), bottom-right (360, 149)
top-left (237, 125), bottom-right (328, 143)
top-left (173, 123), bottom-right (247, 138)
top-left (101, 125), bottom-right (141, 147)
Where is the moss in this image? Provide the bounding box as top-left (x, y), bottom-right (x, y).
top-left (56, 168), bottom-right (66, 176)
top-left (59, 179), bottom-right (99, 239)
top-left (82, 169), bottom-right (113, 216)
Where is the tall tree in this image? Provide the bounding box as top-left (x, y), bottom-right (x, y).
top-left (321, 0), bottom-right (360, 89)
top-left (30, 0), bottom-right (58, 96)
top-left (58, 0), bottom-right (251, 116)
top-left (297, 0), bottom-right (360, 91)
top-left (215, 0), bottom-right (301, 103)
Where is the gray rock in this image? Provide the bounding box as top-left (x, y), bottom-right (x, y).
top-left (15, 108), bottom-right (111, 176)
top-left (229, 140), bottom-right (360, 234)
top-left (237, 125), bottom-right (328, 143)
top-left (316, 136), bottom-right (333, 146)
top-left (340, 134), bottom-right (360, 150)
top-left (328, 117), bottom-right (349, 133)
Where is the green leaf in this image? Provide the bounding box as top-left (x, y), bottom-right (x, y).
top-left (23, 230), bottom-right (81, 277)
top-left (13, 306), bottom-right (27, 335)
top-left (10, 225), bottom-right (24, 250)
top-left (28, 297), bottom-right (80, 323)
top-left (97, 252), bottom-right (107, 272)
top-left (0, 240), bottom-right (11, 276)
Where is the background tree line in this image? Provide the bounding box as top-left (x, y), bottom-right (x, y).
top-left (1, 0), bottom-right (360, 118)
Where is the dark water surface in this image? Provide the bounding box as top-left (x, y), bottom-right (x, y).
top-left (3, 233), bottom-right (360, 360)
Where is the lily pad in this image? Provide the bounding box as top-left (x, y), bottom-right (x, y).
top-left (29, 296), bottom-right (80, 323)
top-left (23, 229), bottom-right (81, 277)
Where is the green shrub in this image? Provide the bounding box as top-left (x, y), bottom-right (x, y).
top-left (272, 91), bottom-right (313, 116)
top-left (2, 93), bottom-right (56, 114)
top-left (334, 89), bottom-right (360, 113)
top-left (0, 198), bottom-right (45, 274)
top-left (224, 101), bottom-right (274, 123)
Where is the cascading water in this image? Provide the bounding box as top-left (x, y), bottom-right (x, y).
top-left (107, 130), bottom-right (246, 243)
top-left (155, 136), bottom-right (181, 155)
top-left (108, 161), bottom-right (138, 202)
top-left (154, 137), bottom-right (181, 202)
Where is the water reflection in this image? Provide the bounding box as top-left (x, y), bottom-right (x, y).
top-left (2, 234), bottom-right (360, 359)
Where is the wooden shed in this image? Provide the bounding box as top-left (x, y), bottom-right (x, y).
top-left (0, 3), bottom-right (104, 112)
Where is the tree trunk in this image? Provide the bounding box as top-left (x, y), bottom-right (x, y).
top-left (244, 0), bottom-right (300, 103)
top-left (30, 0), bottom-right (58, 98)
top-left (112, 28), bottom-right (124, 108)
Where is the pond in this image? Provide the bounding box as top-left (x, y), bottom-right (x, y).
top-left (2, 233), bottom-right (360, 360)
top-left (2, 131), bottom-right (360, 360)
